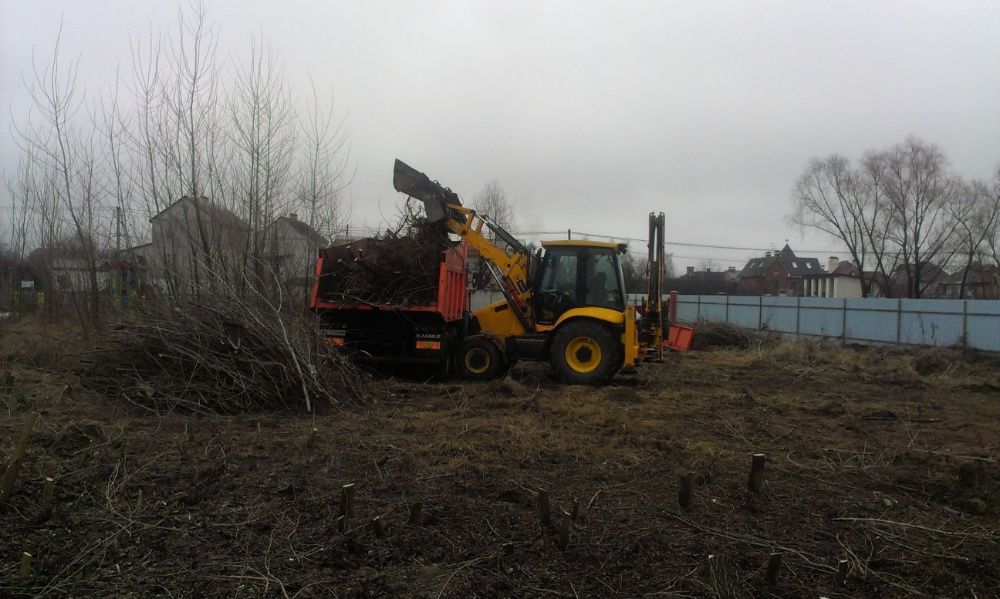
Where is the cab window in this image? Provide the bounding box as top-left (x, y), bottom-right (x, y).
top-left (540, 250), bottom-right (578, 293)
top-left (584, 248), bottom-right (623, 310)
top-left (536, 248), bottom-right (579, 323)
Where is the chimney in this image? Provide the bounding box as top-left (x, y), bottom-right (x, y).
top-left (828, 256), bottom-right (840, 273)
top-left (686, 266), bottom-right (695, 276)
top-left (288, 213), bottom-right (298, 221)
top-left (728, 266), bottom-right (736, 273)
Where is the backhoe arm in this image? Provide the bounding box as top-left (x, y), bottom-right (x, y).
top-left (393, 159), bottom-right (534, 331)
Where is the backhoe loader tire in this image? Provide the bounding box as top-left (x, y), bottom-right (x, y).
top-left (461, 336), bottom-right (505, 381)
top-left (551, 321), bottom-right (621, 385)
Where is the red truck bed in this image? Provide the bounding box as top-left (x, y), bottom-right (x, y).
top-left (310, 242), bottom-right (468, 319)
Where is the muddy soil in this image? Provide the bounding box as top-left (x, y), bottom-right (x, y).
top-left (1, 320), bottom-right (999, 598)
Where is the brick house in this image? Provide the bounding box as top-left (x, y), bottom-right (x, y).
top-left (737, 244), bottom-right (823, 296)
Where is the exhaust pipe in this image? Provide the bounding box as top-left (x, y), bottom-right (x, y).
top-left (393, 159), bottom-right (464, 224)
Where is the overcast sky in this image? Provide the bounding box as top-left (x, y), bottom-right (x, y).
top-left (2, 0), bottom-right (999, 269)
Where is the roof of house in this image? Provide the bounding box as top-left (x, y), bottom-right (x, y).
top-left (151, 196), bottom-right (250, 230)
top-left (680, 270), bottom-right (734, 282)
top-left (740, 245), bottom-right (823, 278)
top-left (830, 261), bottom-right (860, 277)
top-left (28, 247), bottom-right (94, 263)
top-left (891, 261), bottom-right (948, 283)
top-left (944, 264), bottom-right (1000, 285)
top-left (273, 216), bottom-right (328, 246)
top-left (740, 256), bottom-right (778, 278)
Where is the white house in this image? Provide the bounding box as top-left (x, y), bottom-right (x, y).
top-left (264, 214), bottom-right (328, 299)
top-left (801, 257), bottom-right (863, 298)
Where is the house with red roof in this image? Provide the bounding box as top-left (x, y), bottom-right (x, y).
top-left (737, 244), bottom-right (824, 296)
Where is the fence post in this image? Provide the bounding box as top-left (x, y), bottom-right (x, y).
top-left (895, 299), bottom-right (902, 345)
top-left (697, 294), bottom-right (702, 322)
top-left (757, 296), bottom-right (763, 330)
top-left (795, 296), bottom-right (800, 340)
top-left (841, 298), bottom-right (847, 344)
top-left (962, 300), bottom-right (968, 346)
top-left (725, 294), bottom-right (730, 324)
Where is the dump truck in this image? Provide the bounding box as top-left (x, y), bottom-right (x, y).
top-left (310, 235), bottom-right (469, 376)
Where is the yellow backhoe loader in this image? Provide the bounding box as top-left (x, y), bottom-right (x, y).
top-left (393, 160), bottom-right (665, 384)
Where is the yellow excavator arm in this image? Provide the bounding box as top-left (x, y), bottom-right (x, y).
top-left (393, 160), bottom-right (535, 333)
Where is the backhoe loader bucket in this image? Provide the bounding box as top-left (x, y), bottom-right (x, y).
top-left (393, 159), bottom-right (464, 224)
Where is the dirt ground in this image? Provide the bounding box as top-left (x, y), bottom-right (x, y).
top-left (1, 318), bottom-right (999, 598)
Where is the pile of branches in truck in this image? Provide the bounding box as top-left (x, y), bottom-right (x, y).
top-left (316, 221), bottom-right (452, 305)
top-left (84, 297), bottom-right (368, 413)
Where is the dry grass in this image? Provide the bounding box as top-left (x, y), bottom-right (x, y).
top-left (2, 327), bottom-right (999, 597)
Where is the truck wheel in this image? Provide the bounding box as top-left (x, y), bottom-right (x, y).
top-left (551, 321), bottom-right (622, 385)
top-left (461, 336), bottom-right (504, 381)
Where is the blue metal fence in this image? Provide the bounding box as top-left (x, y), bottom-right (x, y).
top-left (674, 295), bottom-right (1000, 352)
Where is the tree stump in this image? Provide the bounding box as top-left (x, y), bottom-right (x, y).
top-left (1, 413), bottom-right (38, 504)
top-left (678, 472), bottom-right (694, 509)
top-left (340, 483), bottom-right (355, 519)
top-left (536, 489), bottom-right (551, 527)
top-left (19, 552), bottom-right (32, 581)
top-left (748, 453), bottom-right (766, 493)
top-left (765, 552), bottom-right (782, 586)
top-left (409, 502), bottom-right (423, 526)
top-left (837, 558), bottom-right (849, 587)
top-left (36, 477), bottom-right (55, 523)
top-left (557, 509), bottom-right (571, 551)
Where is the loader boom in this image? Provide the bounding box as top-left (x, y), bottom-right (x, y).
top-left (644, 212), bottom-right (666, 360)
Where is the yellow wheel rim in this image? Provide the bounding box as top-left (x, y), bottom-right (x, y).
top-left (565, 336), bottom-right (602, 374)
top-left (465, 347), bottom-right (490, 374)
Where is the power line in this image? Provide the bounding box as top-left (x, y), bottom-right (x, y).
top-left (513, 229), bottom-right (844, 255)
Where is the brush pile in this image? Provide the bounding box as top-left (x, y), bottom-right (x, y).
top-left (84, 298), bottom-right (367, 413)
top-left (690, 321), bottom-right (772, 350)
top-left (316, 222), bottom-right (451, 305)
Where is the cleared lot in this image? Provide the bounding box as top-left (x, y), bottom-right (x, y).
top-left (2, 319), bottom-right (999, 597)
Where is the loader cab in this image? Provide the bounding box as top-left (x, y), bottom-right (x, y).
top-left (534, 240), bottom-right (627, 324)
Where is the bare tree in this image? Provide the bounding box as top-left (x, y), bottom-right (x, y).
top-left (620, 251), bottom-right (648, 292)
top-left (14, 26), bottom-right (108, 329)
top-left (881, 138), bottom-right (959, 298)
top-left (5, 154), bottom-right (41, 260)
top-left (792, 137), bottom-right (967, 298)
top-left (949, 179), bottom-right (999, 298)
top-left (9, 2), bottom-right (352, 314)
top-left (987, 165), bottom-right (1000, 268)
top-left (295, 79), bottom-right (350, 240)
top-left (697, 259), bottom-right (718, 272)
top-left (792, 155), bottom-right (876, 296)
top-left (230, 34), bottom-right (297, 288)
top-left (472, 180), bottom-right (515, 240)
